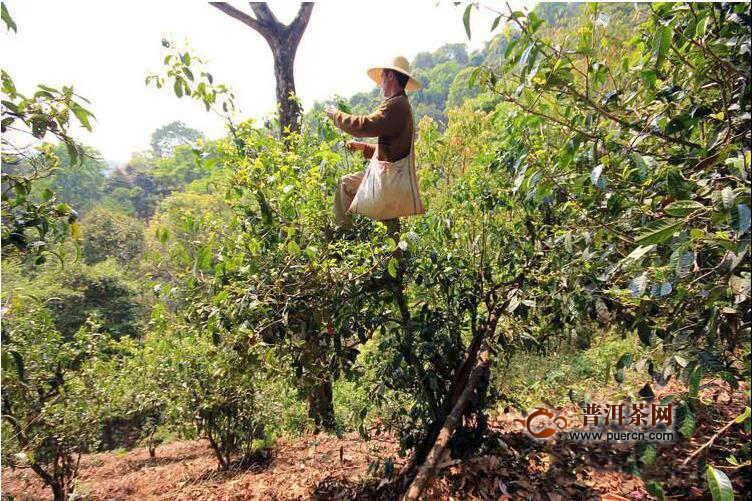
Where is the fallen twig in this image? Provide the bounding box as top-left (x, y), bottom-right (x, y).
top-left (682, 416), bottom-right (740, 466)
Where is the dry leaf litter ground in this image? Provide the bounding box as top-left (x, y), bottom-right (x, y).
top-left (2, 380), bottom-right (749, 500)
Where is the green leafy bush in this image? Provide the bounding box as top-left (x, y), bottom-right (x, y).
top-left (130, 325), bottom-right (269, 470)
top-left (1, 304), bottom-right (109, 501)
top-left (81, 206), bottom-right (145, 265)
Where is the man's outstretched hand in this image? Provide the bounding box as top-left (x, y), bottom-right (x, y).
top-left (324, 105), bottom-right (338, 119)
top-left (325, 107), bottom-right (366, 153)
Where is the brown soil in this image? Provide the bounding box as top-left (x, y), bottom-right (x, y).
top-left (2, 381), bottom-right (749, 500)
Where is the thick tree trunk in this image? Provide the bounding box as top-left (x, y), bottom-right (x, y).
top-left (307, 378), bottom-right (335, 432)
top-left (271, 41), bottom-right (302, 136)
top-left (50, 483), bottom-right (65, 501)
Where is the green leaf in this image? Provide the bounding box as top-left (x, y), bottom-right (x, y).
top-left (652, 25), bottom-right (672, 67)
top-left (664, 200), bottom-right (705, 217)
top-left (468, 67), bottom-right (481, 88)
top-left (721, 187), bottom-right (735, 210)
top-left (462, 4), bottom-right (472, 40)
top-left (519, 42), bottom-right (535, 73)
top-left (633, 153), bottom-right (658, 173)
top-left (1, 2), bottom-right (17, 33)
top-left (197, 245), bottom-right (212, 270)
top-left (287, 240), bottom-right (300, 256)
top-left (629, 272), bottom-right (648, 297)
top-left (55, 202), bottom-right (71, 214)
top-left (639, 383), bottom-right (656, 400)
top-left (736, 204), bottom-right (750, 235)
top-left (616, 353), bottom-right (633, 369)
top-left (706, 465), bottom-right (734, 501)
top-left (641, 70), bottom-right (657, 89)
top-left (72, 105), bottom-right (93, 131)
top-left (679, 408), bottom-right (696, 438)
top-left (735, 406), bottom-right (750, 424)
top-left (674, 250), bottom-right (694, 277)
top-left (641, 444), bottom-right (658, 466)
top-left (490, 15), bottom-right (501, 32)
top-left (645, 481), bottom-right (665, 501)
top-left (63, 140), bottom-right (79, 165)
top-left (689, 366), bottom-right (703, 398)
top-left (626, 244), bottom-right (656, 262)
top-left (695, 15), bottom-right (710, 37)
top-left (635, 219), bottom-right (683, 245)
top-left (504, 37), bottom-right (520, 59)
top-left (637, 321), bottom-right (652, 346)
top-left (590, 164), bottom-right (606, 190)
top-left (387, 257), bottom-right (398, 278)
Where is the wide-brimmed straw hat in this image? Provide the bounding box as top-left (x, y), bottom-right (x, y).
top-left (367, 56), bottom-right (422, 92)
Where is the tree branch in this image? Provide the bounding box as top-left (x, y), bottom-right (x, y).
top-left (209, 2), bottom-right (272, 40)
top-left (287, 3), bottom-right (314, 41)
top-left (563, 87), bottom-right (701, 150)
top-left (682, 415), bottom-right (741, 466)
top-left (249, 2), bottom-right (280, 26)
top-left (402, 301), bottom-right (506, 488)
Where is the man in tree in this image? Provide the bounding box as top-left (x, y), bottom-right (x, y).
top-left (325, 56), bottom-right (424, 234)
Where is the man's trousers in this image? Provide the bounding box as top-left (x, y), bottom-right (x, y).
top-left (333, 170), bottom-right (400, 236)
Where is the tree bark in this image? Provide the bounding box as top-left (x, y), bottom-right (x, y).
top-left (270, 40), bottom-right (301, 138)
top-left (307, 378), bottom-right (335, 432)
top-left (302, 316), bottom-right (336, 432)
top-left (50, 482), bottom-right (65, 501)
top-left (210, 2), bottom-right (314, 139)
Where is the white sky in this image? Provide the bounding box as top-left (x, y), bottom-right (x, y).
top-left (2, 1), bottom-right (533, 163)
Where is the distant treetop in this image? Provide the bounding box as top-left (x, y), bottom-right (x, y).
top-left (150, 121), bottom-right (203, 158)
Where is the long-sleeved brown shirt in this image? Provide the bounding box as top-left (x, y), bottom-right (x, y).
top-left (331, 90), bottom-right (414, 162)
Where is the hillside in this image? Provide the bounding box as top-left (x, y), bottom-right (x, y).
top-left (3, 377), bottom-right (749, 499)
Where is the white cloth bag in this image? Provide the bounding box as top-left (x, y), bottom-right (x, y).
top-left (348, 130), bottom-right (425, 220)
